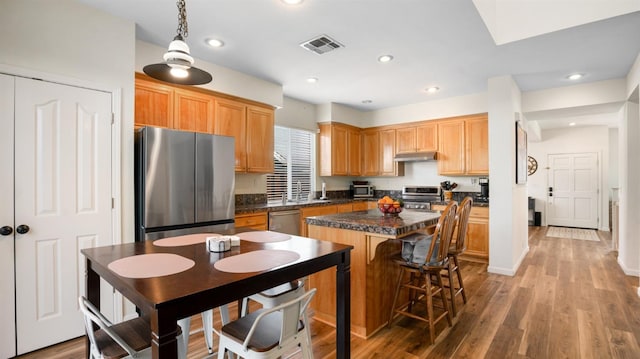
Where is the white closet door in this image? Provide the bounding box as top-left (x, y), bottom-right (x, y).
top-left (0, 74), bottom-right (16, 358)
top-left (14, 78), bottom-right (113, 354)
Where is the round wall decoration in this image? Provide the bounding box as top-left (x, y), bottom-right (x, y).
top-left (527, 156), bottom-right (538, 176)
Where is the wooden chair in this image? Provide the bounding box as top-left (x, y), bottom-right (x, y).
top-left (445, 196), bottom-right (473, 317)
top-left (79, 296), bottom-right (186, 359)
top-left (388, 201), bottom-right (458, 344)
top-left (216, 288), bottom-right (317, 359)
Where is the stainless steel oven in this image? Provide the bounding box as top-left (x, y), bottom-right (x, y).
top-left (402, 185), bottom-right (441, 211)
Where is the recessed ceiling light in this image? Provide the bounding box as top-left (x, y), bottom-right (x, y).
top-left (206, 38), bottom-right (225, 48)
top-left (378, 55), bottom-right (394, 63)
top-left (306, 77), bottom-right (318, 83)
top-left (361, 100), bottom-right (372, 104)
top-left (281, 0), bottom-right (303, 5)
top-left (567, 73), bottom-right (583, 80)
top-left (569, 122), bottom-right (576, 126)
top-left (425, 86), bottom-right (440, 93)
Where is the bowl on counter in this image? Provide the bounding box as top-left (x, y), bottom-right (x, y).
top-left (378, 203), bottom-right (403, 216)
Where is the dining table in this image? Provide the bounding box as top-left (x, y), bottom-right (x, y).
top-left (81, 229), bottom-right (353, 359)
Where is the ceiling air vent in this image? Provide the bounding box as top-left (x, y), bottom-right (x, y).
top-left (300, 34), bottom-right (344, 55)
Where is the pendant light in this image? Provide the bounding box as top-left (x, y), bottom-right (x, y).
top-left (143, 0), bottom-right (212, 85)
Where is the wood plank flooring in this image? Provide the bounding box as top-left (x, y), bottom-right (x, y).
top-left (15, 226), bottom-right (640, 359)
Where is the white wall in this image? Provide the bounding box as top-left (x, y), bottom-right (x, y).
top-left (527, 126), bottom-right (610, 230)
top-left (522, 78), bottom-right (627, 113)
top-left (618, 99), bottom-right (640, 276)
top-left (609, 127), bottom-right (619, 191)
top-left (487, 76), bottom-right (529, 276)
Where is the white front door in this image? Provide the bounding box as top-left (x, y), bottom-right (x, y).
top-left (13, 77), bottom-right (113, 354)
top-left (0, 74), bottom-right (17, 359)
top-left (547, 152), bottom-right (599, 229)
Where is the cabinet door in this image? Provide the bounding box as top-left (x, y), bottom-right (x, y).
top-left (246, 106), bottom-right (274, 173)
top-left (352, 201), bottom-right (369, 211)
top-left (437, 120), bottom-right (465, 175)
top-left (465, 117), bottom-right (488, 175)
top-left (465, 217), bottom-right (489, 259)
top-left (380, 129), bottom-right (402, 176)
top-left (395, 127), bottom-right (416, 154)
top-left (300, 205), bottom-right (338, 237)
top-left (215, 98), bottom-right (247, 171)
top-left (235, 213), bottom-right (268, 230)
top-left (337, 203), bottom-right (353, 213)
top-left (362, 130), bottom-right (380, 176)
top-left (173, 88), bottom-right (214, 133)
top-left (134, 79), bottom-right (174, 128)
top-left (331, 125), bottom-right (349, 176)
top-left (348, 129), bottom-right (362, 176)
top-left (416, 122), bottom-right (437, 152)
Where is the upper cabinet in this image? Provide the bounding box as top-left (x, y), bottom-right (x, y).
top-left (246, 106), bottom-right (274, 173)
top-left (134, 73), bottom-right (275, 174)
top-left (380, 129), bottom-right (403, 176)
top-left (359, 128), bottom-right (403, 177)
top-left (361, 129), bottom-right (380, 176)
top-left (134, 78), bottom-right (174, 128)
top-left (465, 117), bottom-right (489, 175)
top-left (319, 123), bottom-right (361, 176)
top-left (437, 114), bottom-right (488, 176)
top-left (396, 122), bottom-right (437, 154)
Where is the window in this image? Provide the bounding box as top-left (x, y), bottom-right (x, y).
top-left (267, 126), bottom-right (316, 202)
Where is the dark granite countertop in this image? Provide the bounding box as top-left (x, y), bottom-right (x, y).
top-left (235, 198), bottom-right (373, 215)
top-left (305, 209), bottom-right (441, 238)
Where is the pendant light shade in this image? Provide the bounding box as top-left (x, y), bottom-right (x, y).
top-left (143, 1), bottom-right (212, 85)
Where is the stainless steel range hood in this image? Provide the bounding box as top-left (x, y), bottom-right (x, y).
top-left (393, 151), bottom-right (437, 162)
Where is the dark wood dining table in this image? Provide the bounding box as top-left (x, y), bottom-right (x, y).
top-left (81, 229), bottom-right (353, 359)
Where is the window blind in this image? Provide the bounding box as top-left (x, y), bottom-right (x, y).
top-left (267, 126), bottom-right (315, 202)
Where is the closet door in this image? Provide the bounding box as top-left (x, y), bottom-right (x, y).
top-left (0, 74), bottom-right (16, 359)
top-left (14, 78), bottom-right (113, 354)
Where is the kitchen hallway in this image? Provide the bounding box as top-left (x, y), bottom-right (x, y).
top-left (17, 227), bottom-right (640, 359)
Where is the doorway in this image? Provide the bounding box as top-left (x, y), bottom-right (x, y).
top-left (546, 152), bottom-right (599, 229)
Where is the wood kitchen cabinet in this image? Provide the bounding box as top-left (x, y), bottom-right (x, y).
top-left (246, 105), bottom-right (274, 173)
top-left (173, 88), bottom-right (215, 133)
top-left (352, 201), bottom-right (369, 211)
top-left (135, 75), bottom-right (215, 133)
top-left (465, 117), bottom-right (489, 175)
top-left (437, 114), bottom-right (488, 176)
top-left (235, 212), bottom-right (268, 230)
top-left (361, 129), bottom-right (380, 176)
top-left (134, 77), bottom-right (174, 128)
top-left (360, 128), bottom-right (404, 177)
top-left (214, 99), bottom-right (274, 173)
top-left (433, 204), bottom-right (489, 261)
top-left (396, 122), bottom-right (437, 154)
top-left (319, 123), bottom-right (361, 176)
top-left (380, 129), bottom-right (403, 176)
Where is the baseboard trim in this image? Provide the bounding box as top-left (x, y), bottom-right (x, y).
top-left (617, 257), bottom-right (640, 277)
top-left (488, 245), bottom-right (529, 276)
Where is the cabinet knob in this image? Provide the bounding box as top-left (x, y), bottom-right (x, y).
top-left (16, 225), bottom-right (30, 234)
top-left (0, 226), bottom-right (12, 236)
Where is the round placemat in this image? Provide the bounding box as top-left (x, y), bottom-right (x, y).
top-left (153, 233), bottom-right (221, 247)
top-left (235, 231), bottom-right (292, 243)
top-left (108, 253), bottom-right (195, 278)
top-left (214, 250), bottom-right (300, 273)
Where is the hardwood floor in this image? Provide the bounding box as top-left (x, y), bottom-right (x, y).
top-left (16, 227), bottom-right (640, 358)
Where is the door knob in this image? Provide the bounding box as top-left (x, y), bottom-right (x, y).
top-left (0, 226), bottom-right (12, 236)
top-left (16, 225), bottom-right (30, 234)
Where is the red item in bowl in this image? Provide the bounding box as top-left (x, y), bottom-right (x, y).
top-left (378, 203), bottom-right (402, 215)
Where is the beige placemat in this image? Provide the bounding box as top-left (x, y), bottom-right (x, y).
top-left (546, 227), bottom-right (599, 241)
top-left (108, 253), bottom-right (195, 278)
top-left (235, 231), bottom-right (292, 243)
top-left (214, 250), bottom-right (300, 273)
top-left (153, 233), bottom-right (221, 247)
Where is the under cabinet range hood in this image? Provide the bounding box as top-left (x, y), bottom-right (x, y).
top-left (393, 151), bottom-right (437, 162)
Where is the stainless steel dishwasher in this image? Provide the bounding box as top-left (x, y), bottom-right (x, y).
top-left (268, 210), bottom-right (301, 235)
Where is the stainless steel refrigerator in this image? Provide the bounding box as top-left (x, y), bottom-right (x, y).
top-left (134, 127), bottom-right (235, 241)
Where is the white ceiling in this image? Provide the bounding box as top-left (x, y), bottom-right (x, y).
top-left (79, 0), bottom-right (640, 128)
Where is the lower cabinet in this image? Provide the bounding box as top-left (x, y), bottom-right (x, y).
top-left (432, 204), bottom-right (489, 261)
top-left (235, 212), bottom-right (268, 230)
top-left (300, 205), bottom-right (338, 237)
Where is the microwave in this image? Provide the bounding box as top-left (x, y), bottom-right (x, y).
top-left (351, 185), bottom-right (375, 198)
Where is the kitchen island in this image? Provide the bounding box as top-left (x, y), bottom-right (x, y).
top-left (306, 209), bottom-right (441, 338)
